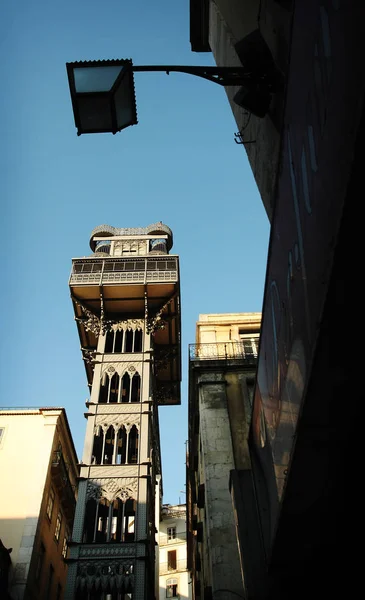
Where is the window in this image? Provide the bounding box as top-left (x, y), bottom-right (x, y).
top-left (46, 488), bottom-right (55, 521)
top-left (167, 550), bottom-right (177, 571)
top-left (83, 497), bottom-right (136, 543)
top-left (54, 512), bottom-right (62, 542)
top-left (167, 526), bottom-right (176, 541)
top-left (92, 424), bottom-right (138, 466)
top-left (166, 578), bottom-right (178, 597)
top-left (239, 334), bottom-right (259, 357)
top-left (46, 564), bottom-right (54, 600)
top-left (62, 529), bottom-right (69, 559)
top-left (128, 425), bottom-right (139, 464)
top-left (35, 543), bottom-right (45, 581)
top-left (104, 327), bottom-right (143, 354)
top-left (98, 370), bottom-right (142, 405)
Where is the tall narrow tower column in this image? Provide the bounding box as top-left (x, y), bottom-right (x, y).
top-left (65, 223), bottom-right (181, 600)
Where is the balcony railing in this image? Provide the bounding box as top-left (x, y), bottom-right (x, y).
top-left (159, 531), bottom-right (186, 545)
top-left (159, 559), bottom-right (187, 575)
top-left (51, 450), bottom-right (76, 519)
top-left (189, 342), bottom-right (258, 363)
top-left (69, 257), bottom-right (178, 286)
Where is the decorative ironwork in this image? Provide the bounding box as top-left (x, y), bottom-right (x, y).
top-left (76, 560), bottom-right (134, 594)
top-left (79, 545), bottom-right (136, 558)
top-left (189, 342), bottom-right (258, 363)
top-left (154, 383), bottom-right (178, 405)
top-left (89, 222), bottom-right (173, 251)
top-left (73, 296), bottom-right (115, 338)
top-left (146, 295), bottom-right (175, 334)
top-left (113, 319), bottom-right (143, 332)
top-left (51, 450), bottom-right (76, 519)
top-left (82, 349), bottom-right (97, 365)
top-left (154, 347), bottom-right (179, 371)
top-left (86, 478), bottom-right (138, 502)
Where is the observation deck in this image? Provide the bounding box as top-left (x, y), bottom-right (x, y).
top-left (69, 223), bottom-right (181, 405)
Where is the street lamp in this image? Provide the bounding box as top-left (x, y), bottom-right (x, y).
top-left (66, 58), bottom-right (278, 136)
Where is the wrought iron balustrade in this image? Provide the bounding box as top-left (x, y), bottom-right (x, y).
top-left (159, 559), bottom-right (187, 575)
top-left (51, 450), bottom-right (76, 518)
top-left (69, 257), bottom-right (178, 285)
top-left (189, 342), bottom-right (258, 363)
top-left (159, 531), bottom-right (186, 545)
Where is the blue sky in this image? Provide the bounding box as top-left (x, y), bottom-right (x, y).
top-left (0, 0), bottom-right (269, 505)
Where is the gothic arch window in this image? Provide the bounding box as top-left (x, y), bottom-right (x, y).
top-left (128, 426), bottom-right (139, 464)
top-left (114, 329), bottom-right (123, 353)
top-left (98, 376), bottom-right (108, 404)
top-left (115, 427), bottom-right (127, 465)
top-left (83, 496), bottom-right (136, 543)
top-left (104, 327), bottom-right (143, 354)
top-left (130, 373), bottom-right (141, 403)
top-left (123, 499), bottom-right (136, 542)
top-left (134, 329), bottom-right (142, 352)
top-left (121, 373), bottom-right (131, 403)
top-left (91, 426), bottom-right (104, 464)
top-left (125, 330), bottom-right (134, 353)
top-left (91, 424), bottom-right (139, 465)
top-left (98, 373), bottom-right (120, 404)
top-left (109, 373), bottom-right (119, 404)
top-left (105, 330), bottom-right (114, 353)
top-left (103, 426), bottom-right (115, 465)
top-left (95, 497), bottom-right (110, 543)
top-left (83, 498), bottom-right (97, 543)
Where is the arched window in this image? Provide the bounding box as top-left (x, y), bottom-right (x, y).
top-left (104, 327), bottom-right (142, 353)
top-left (98, 377), bottom-right (108, 404)
top-left (83, 498), bottom-right (97, 543)
top-left (114, 329), bottom-right (123, 353)
top-left (83, 496), bottom-right (136, 544)
top-left (115, 427), bottom-right (127, 465)
top-left (166, 578), bottom-right (178, 598)
top-left (103, 426), bottom-right (115, 464)
top-left (95, 498), bottom-right (110, 543)
top-left (109, 373), bottom-right (119, 404)
top-left (134, 329), bottom-right (143, 352)
top-left (128, 426), bottom-right (139, 464)
top-left (98, 373), bottom-right (120, 404)
top-left (125, 330), bottom-right (134, 353)
top-left (121, 373), bottom-right (131, 403)
top-left (110, 497), bottom-right (124, 542)
top-left (123, 499), bottom-right (136, 542)
top-left (91, 426), bottom-right (104, 464)
top-left (130, 373), bottom-right (141, 403)
top-left (105, 330), bottom-right (114, 353)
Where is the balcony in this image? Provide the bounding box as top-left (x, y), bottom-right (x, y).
top-left (69, 257), bottom-right (178, 286)
top-left (159, 531), bottom-right (186, 546)
top-left (189, 342), bottom-right (258, 364)
top-left (159, 559), bottom-right (187, 575)
top-left (51, 450), bottom-right (76, 519)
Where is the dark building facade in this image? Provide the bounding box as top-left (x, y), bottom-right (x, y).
top-left (187, 314), bottom-right (261, 600)
top-left (190, 1), bottom-right (365, 598)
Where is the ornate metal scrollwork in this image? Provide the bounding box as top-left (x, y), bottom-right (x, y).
top-left (145, 295), bottom-right (175, 335)
top-left (154, 347), bottom-right (179, 371)
top-left (154, 385), bottom-right (172, 404)
top-left (86, 478), bottom-right (138, 503)
top-left (113, 319), bottom-right (144, 332)
top-left (73, 295), bottom-right (115, 338)
top-left (76, 560), bottom-right (134, 593)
